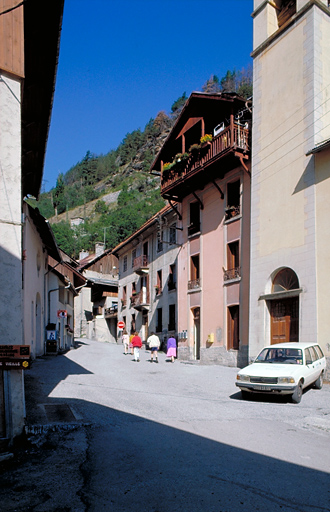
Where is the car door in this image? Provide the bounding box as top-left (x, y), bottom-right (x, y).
top-left (304, 347), bottom-right (320, 386)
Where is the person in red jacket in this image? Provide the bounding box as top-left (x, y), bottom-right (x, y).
top-left (131, 332), bottom-right (142, 362)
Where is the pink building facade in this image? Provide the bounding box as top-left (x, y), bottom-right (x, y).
top-left (151, 92), bottom-right (251, 366)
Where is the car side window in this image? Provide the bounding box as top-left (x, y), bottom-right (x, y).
top-left (314, 345), bottom-right (324, 359)
top-left (310, 346), bottom-right (319, 361)
top-left (304, 348), bottom-right (313, 365)
top-left (310, 347), bottom-right (318, 362)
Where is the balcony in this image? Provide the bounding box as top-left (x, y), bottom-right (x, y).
top-left (188, 278), bottom-right (201, 291)
top-left (104, 304), bottom-right (118, 318)
top-left (133, 255), bottom-right (149, 275)
top-left (223, 267), bottom-right (241, 282)
top-left (224, 205), bottom-right (240, 221)
top-left (130, 290), bottom-right (150, 311)
top-left (161, 122), bottom-right (249, 201)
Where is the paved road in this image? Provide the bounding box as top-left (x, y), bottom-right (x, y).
top-left (1, 339), bottom-right (330, 511)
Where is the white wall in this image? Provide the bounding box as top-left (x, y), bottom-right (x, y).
top-left (0, 72), bottom-right (25, 437)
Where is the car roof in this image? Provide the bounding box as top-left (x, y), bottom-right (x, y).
top-left (261, 342), bottom-right (319, 350)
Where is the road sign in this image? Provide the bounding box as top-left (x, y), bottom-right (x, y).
top-left (117, 321), bottom-right (125, 329)
top-left (57, 310), bottom-right (67, 318)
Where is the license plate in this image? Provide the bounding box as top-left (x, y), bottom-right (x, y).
top-left (253, 385), bottom-right (269, 391)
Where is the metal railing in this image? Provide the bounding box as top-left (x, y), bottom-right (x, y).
top-left (223, 267), bottom-right (241, 281)
top-left (188, 278), bottom-right (201, 290)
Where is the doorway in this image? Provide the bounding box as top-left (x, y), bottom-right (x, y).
top-left (270, 297), bottom-right (299, 344)
top-left (193, 307), bottom-right (200, 360)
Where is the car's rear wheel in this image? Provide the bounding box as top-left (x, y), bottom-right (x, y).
top-left (314, 372), bottom-right (324, 390)
top-left (291, 381), bottom-right (303, 403)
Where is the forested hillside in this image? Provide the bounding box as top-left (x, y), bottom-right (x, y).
top-left (30, 68), bottom-right (252, 258)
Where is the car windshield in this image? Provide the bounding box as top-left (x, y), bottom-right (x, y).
top-left (255, 348), bottom-right (303, 364)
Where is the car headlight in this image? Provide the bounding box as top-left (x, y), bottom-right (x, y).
top-left (237, 374), bottom-right (250, 382)
top-left (278, 377), bottom-right (295, 384)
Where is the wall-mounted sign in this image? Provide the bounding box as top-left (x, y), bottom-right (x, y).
top-left (0, 345), bottom-right (30, 358)
top-left (117, 321), bottom-right (125, 329)
top-left (57, 310), bottom-right (67, 318)
top-left (0, 345), bottom-right (31, 370)
top-left (0, 359), bottom-right (31, 370)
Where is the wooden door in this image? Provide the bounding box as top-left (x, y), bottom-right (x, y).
top-left (228, 305), bottom-right (239, 350)
top-left (270, 298), bottom-right (298, 344)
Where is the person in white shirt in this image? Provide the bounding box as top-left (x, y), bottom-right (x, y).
top-left (147, 332), bottom-right (160, 363)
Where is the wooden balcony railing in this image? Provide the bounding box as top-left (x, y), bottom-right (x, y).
top-left (223, 267), bottom-right (241, 282)
top-left (161, 123), bottom-right (249, 192)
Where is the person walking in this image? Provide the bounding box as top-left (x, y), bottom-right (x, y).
top-left (122, 330), bottom-right (129, 355)
top-left (147, 331), bottom-right (160, 363)
top-left (167, 336), bottom-right (177, 363)
top-left (129, 333), bottom-right (134, 355)
top-left (131, 332), bottom-right (142, 362)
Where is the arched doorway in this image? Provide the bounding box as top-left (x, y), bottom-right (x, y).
top-left (270, 268), bottom-right (299, 344)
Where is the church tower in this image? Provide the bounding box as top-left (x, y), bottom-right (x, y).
top-left (249, 0), bottom-right (330, 370)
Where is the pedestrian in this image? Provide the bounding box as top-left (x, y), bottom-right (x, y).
top-left (167, 336), bottom-right (177, 363)
top-left (131, 331), bottom-right (142, 362)
top-left (129, 333), bottom-right (134, 355)
top-left (147, 331), bottom-right (160, 363)
top-left (122, 330), bottom-right (129, 355)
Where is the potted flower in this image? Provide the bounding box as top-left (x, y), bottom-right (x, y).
top-left (200, 134), bottom-right (213, 147)
top-left (189, 143), bottom-right (201, 157)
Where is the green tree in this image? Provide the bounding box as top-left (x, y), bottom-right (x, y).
top-left (171, 92), bottom-right (188, 118)
top-left (53, 174), bottom-right (66, 216)
top-left (202, 76), bottom-right (221, 93)
top-left (51, 222), bottom-right (75, 256)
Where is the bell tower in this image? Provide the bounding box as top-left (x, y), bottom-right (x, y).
top-left (249, 1), bottom-right (330, 359)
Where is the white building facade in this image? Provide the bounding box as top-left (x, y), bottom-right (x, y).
top-left (249, 0), bottom-right (330, 377)
top-left (114, 205), bottom-right (180, 347)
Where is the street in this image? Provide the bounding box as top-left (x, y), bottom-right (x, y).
top-left (1, 339), bottom-right (330, 512)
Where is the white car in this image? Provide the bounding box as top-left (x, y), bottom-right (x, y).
top-left (236, 342), bottom-right (326, 403)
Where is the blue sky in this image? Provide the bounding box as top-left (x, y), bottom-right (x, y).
top-left (43, 0), bottom-right (253, 192)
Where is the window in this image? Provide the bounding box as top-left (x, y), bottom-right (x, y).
top-left (228, 305), bottom-right (239, 350)
top-left (123, 255), bottom-right (128, 272)
top-left (59, 286), bottom-right (65, 304)
top-left (169, 223), bottom-right (176, 245)
top-left (272, 268), bottom-right (299, 293)
top-left (156, 308), bottom-right (162, 333)
top-left (188, 254), bottom-right (200, 290)
top-left (157, 231), bottom-right (163, 252)
top-left (131, 249), bottom-right (136, 268)
top-left (188, 202), bottom-right (200, 236)
top-left (168, 264), bottom-right (176, 291)
top-left (122, 286), bottom-right (127, 306)
top-left (131, 314), bottom-right (136, 334)
top-left (168, 304), bottom-right (176, 332)
top-left (224, 241), bottom-right (240, 281)
top-left (226, 180), bottom-right (240, 219)
top-left (277, 0), bottom-right (296, 28)
top-left (156, 270), bottom-right (162, 294)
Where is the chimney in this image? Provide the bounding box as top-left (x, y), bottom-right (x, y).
top-left (79, 250), bottom-right (89, 261)
top-left (95, 243), bottom-right (105, 257)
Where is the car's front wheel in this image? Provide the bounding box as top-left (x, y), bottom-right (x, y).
top-left (291, 381), bottom-right (303, 404)
top-left (314, 372), bottom-right (324, 390)
top-left (241, 390), bottom-right (251, 400)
